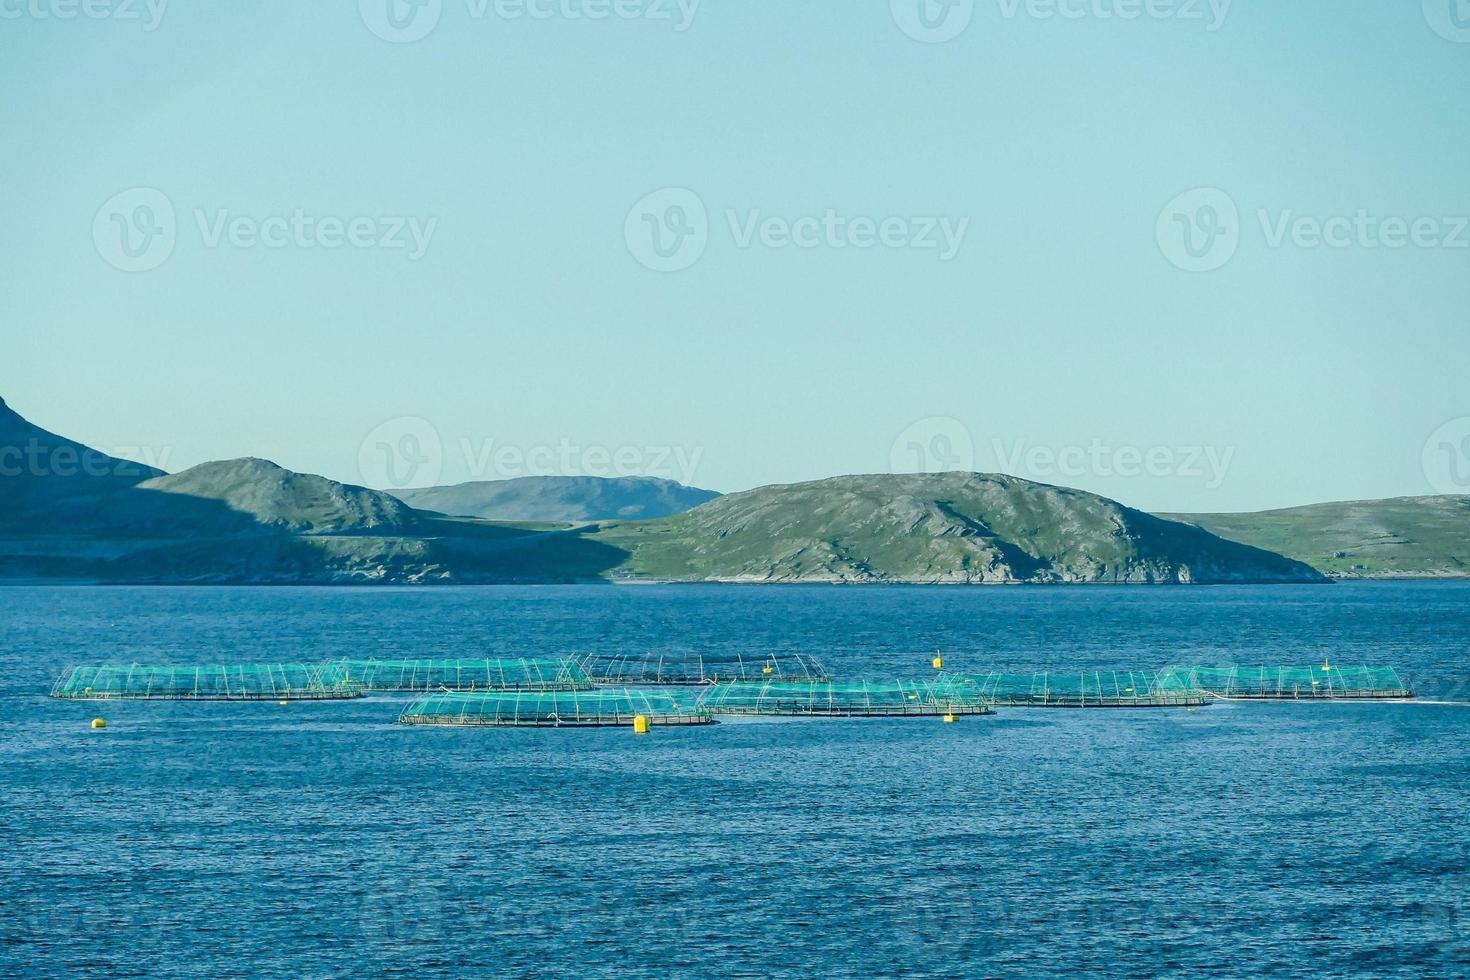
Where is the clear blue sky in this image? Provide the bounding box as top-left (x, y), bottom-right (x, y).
top-left (5, 1), bottom-right (1468, 512)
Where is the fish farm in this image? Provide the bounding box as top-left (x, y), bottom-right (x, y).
top-left (47, 657), bottom-right (1418, 726)
top-left (957, 670), bottom-right (1210, 708)
top-left (581, 650), bottom-right (829, 685)
top-left (398, 689), bottom-right (713, 727)
top-left (1157, 664), bottom-right (1414, 701)
top-left (698, 679), bottom-right (994, 718)
top-left (331, 657), bottom-right (592, 692)
top-left (50, 663), bottom-right (363, 701)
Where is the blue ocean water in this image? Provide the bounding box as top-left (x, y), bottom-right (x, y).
top-left (1, 582), bottom-right (1468, 978)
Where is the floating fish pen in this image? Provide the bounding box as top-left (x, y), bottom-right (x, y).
top-left (698, 679), bottom-right (994, 718)
top-left (582, 651), bottom-right (828, 686)
top-left (331, 657), bottom-right (592, 693)
top-left (49, 663), bottom-right (363, 701)
top-left (397, 689), bottom-right (713, 727)
top-left (1157, 664), bottom-right (1414, 701)
top-left (957, 670), bottom-right (1209, 708)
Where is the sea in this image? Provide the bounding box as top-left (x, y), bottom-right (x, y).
top-left (1, 581), bottom-right (1467, 978)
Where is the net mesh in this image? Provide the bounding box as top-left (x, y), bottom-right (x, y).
top-left (698, 678), bottom-right (993, 717)
top-left (1157, 664), bottom-right (1413, 699)
top-left (333, 658), bottom-right (592, 692)
top-left (583, 651), bottom-right (828, 685)
top-left (956, 670), bottom-right (1207, 707)
top-left (50, 663), bottom-right (362, 701)
top-left (398, 689), bottom-right (712, 727)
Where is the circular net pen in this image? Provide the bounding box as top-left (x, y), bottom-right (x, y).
top-left (698, 679), bottom-right (994, 718)
top-left (50, 663), bottom-right (363, 701)
top-left (398, 689), bottom-right (713, 728)
top-left (582, 651), bottom-right (828, 686)
top-left (956, 670), bottom-right (1207, 708)
top-left (1157, 664), bottom-right (1414, 701)
top-left (332, 658), bottom-right (592, 693)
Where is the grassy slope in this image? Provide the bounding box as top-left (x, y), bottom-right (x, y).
top-left (1169, 495), bottom-right (1470, 578)
top-left (587, 473), bottom-right (1325, 584)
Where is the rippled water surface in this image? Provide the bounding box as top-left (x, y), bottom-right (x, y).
top-left (2, 582), bottom-right (1468, 978)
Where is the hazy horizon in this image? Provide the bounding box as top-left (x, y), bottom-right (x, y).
top-left (6, 2), bottom-right (1468, 512)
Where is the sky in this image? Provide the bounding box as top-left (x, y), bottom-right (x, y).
top-left (4, 0), bottom-right (1469, 513)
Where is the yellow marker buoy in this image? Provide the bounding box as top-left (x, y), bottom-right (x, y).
top-left (91, 718), bottom-right (107, 729)
top-left (763, 664), bottom-right (773, 674)
top-left (943, 713), bottom-right (958, 723)
top-left (279, 700), bottom-right (289, 706)
top-left (932, 652), bottom-right (944, 670)
top-left (632, 715), bottom-right (650, 734)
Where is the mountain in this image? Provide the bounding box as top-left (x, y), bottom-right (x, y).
top-left (1170, 496), bottom-right (1470, 578)
top-left (0, 399), bottom-right (1328, 585)
top-left (0, 396), bottom-right (163, 528)
top-left (391, 475), bottom-right (719, 522)
top-left (138, 458), bottom-right (425, 534)
top-left (585, 473), bottom-right (1327, 584)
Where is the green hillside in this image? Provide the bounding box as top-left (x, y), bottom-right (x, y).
top-left (588, 473), bottom-right (1325, 584)
top-left (1170, 496), bottom-right (1470, 578)
top-left (138, 458), bottom-right (426, 534)
top-left (0, 399), bottom-right (1329, 585)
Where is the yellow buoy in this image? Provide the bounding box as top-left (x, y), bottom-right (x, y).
top-left (279, 700), bottom-right (289, 706)
top-left (632, 715), bottom-right (650, 734)
top-left (943, 713), bottom-right (958, 723)
top-left (91, 718), bottom-right (107, 729)
top-left (932, 652), bottom-right (944, 670)
top-left (763, 663), bottom-right (773, 674)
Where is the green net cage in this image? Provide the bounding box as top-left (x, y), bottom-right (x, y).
top-left (698, 678), bottom-right (994, 718)
top-left (954, 670), bottom-right (1207, 707)
top-left (332, 658), bottom-right (592, 692)
top-left (582, 651), bottom-right (829, 686)
top-left (50, 663), bottom-right (363, 701)
top-left (1157, 664), bottom-right (1414, 700)
top-left (398, 689), bottom-right (713, 727)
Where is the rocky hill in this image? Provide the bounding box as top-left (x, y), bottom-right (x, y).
top-left (589, 473), bottom-right (1326, 584)
top-left (0, 396), bottom-right (163, 530)
top-left (0, 399), bottom-right (1329, 585)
